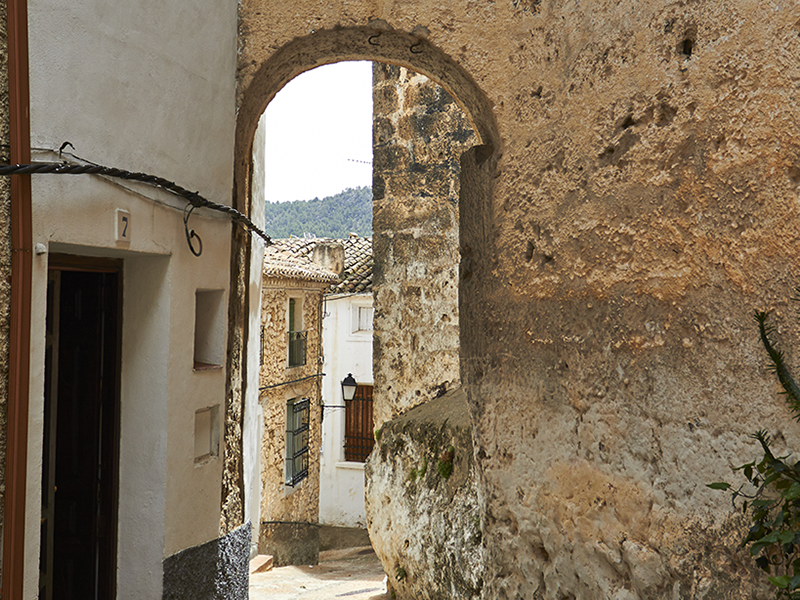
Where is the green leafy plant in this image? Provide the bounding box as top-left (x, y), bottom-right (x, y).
top-left (709, 308), bottom-right (800, 598)
top-left (395, 565), bottom-right (407, 582)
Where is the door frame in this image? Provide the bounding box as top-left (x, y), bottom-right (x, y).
top-left (42, 253), bottom-right (123, 599)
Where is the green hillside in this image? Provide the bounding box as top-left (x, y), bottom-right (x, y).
top-left (264, 186), bottom-right (372, 239)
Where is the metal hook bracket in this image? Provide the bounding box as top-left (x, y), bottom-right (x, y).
top-left (183, 204), bottom-right (203, 257)
top-left (58, 141), bottom-right (74, 161)
top-left (368, 33), bottom-right (381, 46)
top-left (410, 40), bottom-right (423, 54)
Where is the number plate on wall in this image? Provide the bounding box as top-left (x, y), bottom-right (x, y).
top-left (116, 209), bottom-right (131, 243)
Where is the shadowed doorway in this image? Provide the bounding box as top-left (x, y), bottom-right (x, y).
top-left (40, 255), bottom-right (122, 600)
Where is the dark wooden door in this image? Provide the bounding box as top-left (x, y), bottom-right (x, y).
top-left (40, 260), bottom-right (121, 600)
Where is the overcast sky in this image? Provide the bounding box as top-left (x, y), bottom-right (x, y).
top-left (261, 61), bottom-right (373, 203)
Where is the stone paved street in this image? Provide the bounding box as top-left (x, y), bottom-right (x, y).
top-left (249, 547), bottom-right (390, 600)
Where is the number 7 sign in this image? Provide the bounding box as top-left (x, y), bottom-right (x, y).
top-left (116, 209), bottom-right (131, 243)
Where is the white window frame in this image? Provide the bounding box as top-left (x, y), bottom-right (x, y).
top-left (349, 299), bottom-right (374, 336)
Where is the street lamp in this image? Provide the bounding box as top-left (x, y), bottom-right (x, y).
top-left (341, 373), bottom-right (357, 401)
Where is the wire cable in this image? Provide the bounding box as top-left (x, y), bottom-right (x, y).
top-left (0, 154), bottom-right (272, 254)
top-left (258, 372), bottom-right (325, 392)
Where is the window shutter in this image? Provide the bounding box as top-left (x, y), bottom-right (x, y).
top-left (344, 384), bottom-right (375, 462)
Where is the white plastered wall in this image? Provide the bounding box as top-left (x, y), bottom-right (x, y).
top-left (319, 294), bottom-right (373, 528)
top-left (244, 114), bottom-right (268, 556)
top-left (24, 0), bottom-right (238, 596)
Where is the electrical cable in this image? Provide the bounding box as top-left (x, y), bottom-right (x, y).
top-left (0, 149), bottom-right (272, 255)
top-left (258, 372), bottom-right (325, 392)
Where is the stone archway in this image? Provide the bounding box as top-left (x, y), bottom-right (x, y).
top-left (233, 26), bottom-right (500, 211)
top-left (227, 25), bottom-right (501, 593)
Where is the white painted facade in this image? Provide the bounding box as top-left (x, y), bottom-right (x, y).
top-left (319, 292), bottom-right (374, 528)
top-left (21, 0), bottom-right (259, 597)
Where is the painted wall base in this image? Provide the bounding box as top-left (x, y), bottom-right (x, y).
top-left (162, 522), bottom-right (251, 600)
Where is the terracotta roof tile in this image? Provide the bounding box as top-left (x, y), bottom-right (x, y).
top-left (329, 237), bottom-right (372, 295)
top-left (262, 238), bottom-right (340, 283)
top-left (262, 236), bottom-right (372, 293)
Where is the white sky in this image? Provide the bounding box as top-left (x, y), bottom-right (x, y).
top-left (261, 61), bottom-right (373, 203)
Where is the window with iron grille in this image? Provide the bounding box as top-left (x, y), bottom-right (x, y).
top-left (287, 297), bottom-right (307, 367)
top-left (344, 384), bottom-right (374, 462)
top-left (286, 398), bottom-right (310, 486)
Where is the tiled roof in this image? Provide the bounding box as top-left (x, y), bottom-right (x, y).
top-left (329, 237), bottom-right (372, 295)
top-left (262, 238), bottom-right (340, 283)
top-left (261, 236), bottom-right (373, 294)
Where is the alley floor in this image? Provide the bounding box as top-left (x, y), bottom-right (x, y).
top-left (249, 546), bottom-right (390, 600)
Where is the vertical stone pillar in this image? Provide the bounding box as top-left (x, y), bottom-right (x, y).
top-left (372, 62), bottom-right (475, 426)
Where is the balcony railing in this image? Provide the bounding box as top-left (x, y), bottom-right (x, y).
top-left (288, 330), bottom-right (307, 367)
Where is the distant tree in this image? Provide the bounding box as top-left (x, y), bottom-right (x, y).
top-left (264, 186), bottom-right (372, 238)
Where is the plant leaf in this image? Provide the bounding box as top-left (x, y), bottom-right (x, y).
top-left (769, 575), bottom-right (790, 589)
top-left (789, 574), bottom-right (800, 590)
top-left (707, 482), bottom-right (731, 491)
top-left (786, 483), bottom-right (800, 501)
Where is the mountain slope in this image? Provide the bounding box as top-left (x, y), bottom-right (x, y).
top-left (263, 186), bottom-right (372, 238)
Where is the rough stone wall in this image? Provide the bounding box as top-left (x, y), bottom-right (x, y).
top-left (372, 63), bottom-right (475, 427)
top-left (366, 388), bottom-right (483, 600)
top-left (258, 278), bottom-right (324, 565)
top-left (0, 0), bottom-right (9, 576)
top-left (221, 229), bottom-right (248, 535)
top-left (237, 3), bottom-right (800, 599)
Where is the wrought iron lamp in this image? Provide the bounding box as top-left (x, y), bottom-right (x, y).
top-left (341, 373), bottom-right (357, 401)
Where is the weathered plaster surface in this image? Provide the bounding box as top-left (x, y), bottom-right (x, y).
top-left (366, 388), bottom-right (483, 600)
top-left (243, 115), bottom-right (268, 554)
top-left (259, 278), bottom-right (324, 565)
top-left (238, 2), bottom-right (800, 598)
top-left (372, 63), bottom-right (475, 427)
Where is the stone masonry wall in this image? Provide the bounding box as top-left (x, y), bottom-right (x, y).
top-left (238, 3), bottom-right (800, 598)
top-left (366, 388), bottom-right (483, 600)
top-left (372, 63), bottom-right (476, 427)
top-left (0, 0), bottom-right (10, 576)
top-left (258, 278), bottom-right (324, 565)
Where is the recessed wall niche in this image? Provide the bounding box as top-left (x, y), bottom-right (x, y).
top-left (193, 289), bottom-right (225, 370)
top-left (194, 405), bottom-right (220, 463)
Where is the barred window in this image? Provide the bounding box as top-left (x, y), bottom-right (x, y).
top-left (286, 398), bottom-right (310, 486)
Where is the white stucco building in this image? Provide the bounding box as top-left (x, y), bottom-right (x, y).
top-left (12, 1), bottom-right (263, 597)
top-left (319, 237), bottom-right (374, 528)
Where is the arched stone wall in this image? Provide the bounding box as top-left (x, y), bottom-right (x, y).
top-left (237, 3), bottom-right (800, 598)
top-left (234, 26), bottom-right (499, 216)
top-left (228, 22), bottom-right (500, 548)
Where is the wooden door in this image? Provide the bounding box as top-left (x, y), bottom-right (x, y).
top-left (40, 257), bottom-right (121, 600)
